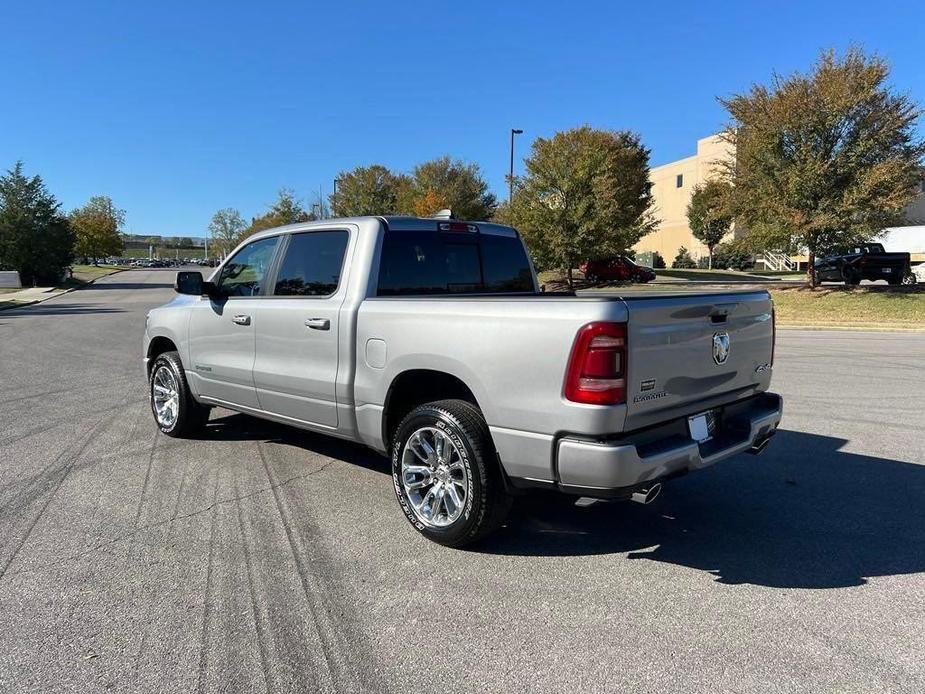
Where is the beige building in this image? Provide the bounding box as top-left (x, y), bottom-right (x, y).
top-left (636, 133), bottom-right (925, 267)
top-left (634, 134), bottom-right (735, 264)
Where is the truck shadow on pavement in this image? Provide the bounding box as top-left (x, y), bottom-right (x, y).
top-left (0, 303), bottom-right (126, 318)
top-left (80, 281), bottom-right (174, 290)
top-left (201, 412), bottom-right (391, 477)
top-left (481, 429), bottom-right (925, 589)
top-left (197, 415), bottom-right (925, 590)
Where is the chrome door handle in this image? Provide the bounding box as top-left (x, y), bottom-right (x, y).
top-left (305, 318), bottom-right (330, 330)
top-left (232, 314), bottom-right (251, 326)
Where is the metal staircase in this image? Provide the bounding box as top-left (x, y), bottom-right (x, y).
top-left (762, 251), bottom-right (796, 272)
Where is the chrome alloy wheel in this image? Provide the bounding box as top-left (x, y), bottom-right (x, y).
top-left (151, 365), bottom-right (180, 429)
top-left (401, 426), bottom-right (469, 528)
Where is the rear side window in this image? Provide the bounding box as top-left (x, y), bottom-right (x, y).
top-left (377, 229), bottom-right (533, 296)
top-left (274, 231), bottom-right (349, 296)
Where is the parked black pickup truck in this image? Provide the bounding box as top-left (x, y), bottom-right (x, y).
top-left (814, 243), bottom-right (916, 286)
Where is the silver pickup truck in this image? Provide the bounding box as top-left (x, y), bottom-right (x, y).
top-left (143, 216), bottom-right (782, 546)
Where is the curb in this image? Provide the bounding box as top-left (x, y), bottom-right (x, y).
top-left (0, 268), bottom-right (127, 312)
top-left (778, 324), bottom-right (925, 333)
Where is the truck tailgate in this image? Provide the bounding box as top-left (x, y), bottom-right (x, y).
top-left (621, 290), bottom-right (774, 429)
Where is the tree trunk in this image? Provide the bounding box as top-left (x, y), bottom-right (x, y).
top-left (807, 250), bottom-right (816, 287)
top-left (566, 266), bottom-right (574, 290)
top-left (708, 247), bottom-right (713, 270)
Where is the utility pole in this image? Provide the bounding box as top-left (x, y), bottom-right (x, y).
top-left (509, 128), bottom-right (523, 203)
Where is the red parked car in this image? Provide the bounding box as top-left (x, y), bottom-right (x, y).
top-left (580, 256), bottom-right (656, 284)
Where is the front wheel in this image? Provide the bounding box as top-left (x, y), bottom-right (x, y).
top-left (149, 351), bottom-right (210, 437)
top-left (844, 273), bottom-right (861, 286)
top-left (391, 399), bottom-right (511, 547)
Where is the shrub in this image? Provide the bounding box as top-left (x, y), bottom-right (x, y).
top-left (672, 246), bottom-right (696, 269)
top-left (712, 241), bottom-right (755, 271)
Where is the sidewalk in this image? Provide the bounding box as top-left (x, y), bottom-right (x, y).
top-left (0, 267), bottom-right (125, 310)
top-left (0, 286), bottom-right (64, 301)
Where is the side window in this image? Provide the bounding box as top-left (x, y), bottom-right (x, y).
top-left (216, 236), bottom-right (279, 298)
top-left (274, 231), bottom-right (349, 296)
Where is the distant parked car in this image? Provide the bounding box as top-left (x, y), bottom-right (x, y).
top-left (580, 256), bottom-right (656, 284)
top-left (814, 243), bottom-right (915, 285)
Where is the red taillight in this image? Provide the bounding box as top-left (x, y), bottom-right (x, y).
top-left (564, 322), bottom-right (627, 405)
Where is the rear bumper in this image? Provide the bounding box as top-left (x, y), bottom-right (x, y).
top-left (554, 392), bottom-right (782, 497)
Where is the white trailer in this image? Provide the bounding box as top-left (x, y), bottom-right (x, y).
top-left (879, 226), bottom-right (925, 260)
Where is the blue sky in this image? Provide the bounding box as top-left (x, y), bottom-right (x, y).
top-left (2, 1), bottom-right (923, 237)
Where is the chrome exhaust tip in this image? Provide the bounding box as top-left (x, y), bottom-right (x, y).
top-left (748, 436), bottom-right (772, 455)
top-left (630, 482), bottom-right (662, 505)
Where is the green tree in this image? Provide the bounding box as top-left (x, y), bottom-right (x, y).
top-left (687, 180), bottom-right (733, 269)
top-left (410, 156), bottom-right (497, 220)
top-left (0, 162), bottom-right (74, 285)
top-left (330, 165), bottom-right (407, 216)
top-left (719, 48), bottom-right (925, 285)
top-left (70, 196), bottom-right (125, 263)
top-left (672, 246), bottom-right (696, 269)
top-left (507, 127), bottom-right (657, 288)
top-left (207, 208), bottom-right (246, 255)
top-left (176, 236), bottom-right (193, 248)
top-left (240, 188), bottom-right (314, 241)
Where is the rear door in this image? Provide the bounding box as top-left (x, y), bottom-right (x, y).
top-left (188, 235), bottom-right (280, 408)
top-left (622, 291), bottom-right (774, 428)
top-left (251, 229), bottom-right (351, 428)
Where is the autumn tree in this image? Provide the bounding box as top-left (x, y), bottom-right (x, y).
top-left (70, 195), bottom-right (125, 263)
top-left (719, 48), bottom-right (925, 285)
top-left (0, 162), bottom-right (74, 285)
top-left (330, 165), bottom-right (409, 216)
top-left (687, 180), bottom-right (733, 268)
top-left (507, 127), bottom-right (657, 288)
top-left (240, 188), bottom-right (314, 241)
top-left (207, 208), bottom-right (246, 255)
top-left (410, 156), bottom-right (497, 220)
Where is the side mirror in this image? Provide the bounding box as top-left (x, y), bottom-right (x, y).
top-left (175, 271), bottom-right (205, 295)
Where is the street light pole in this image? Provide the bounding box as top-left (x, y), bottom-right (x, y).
top-left (509, 128), bottom-right (523, 203)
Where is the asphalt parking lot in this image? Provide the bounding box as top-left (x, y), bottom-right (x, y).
top-left (1, 269), bottom-right (924, 694)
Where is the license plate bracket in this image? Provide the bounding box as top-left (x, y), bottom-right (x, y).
top-left (688, 410), bottom-right (716, 443)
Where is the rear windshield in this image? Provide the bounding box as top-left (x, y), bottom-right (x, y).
top-left (376, 228), bottom-right (534, 296)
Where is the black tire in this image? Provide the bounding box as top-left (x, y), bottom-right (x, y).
top-left (391, 399), bottom-right (511, 547)
top-left (843, 266), bottom-right (861, 286)
top-left (149, 351), bottom-right (210, 437)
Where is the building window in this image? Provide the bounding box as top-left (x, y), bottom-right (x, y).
top-left (676, 174), bottom-right (683, 188)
